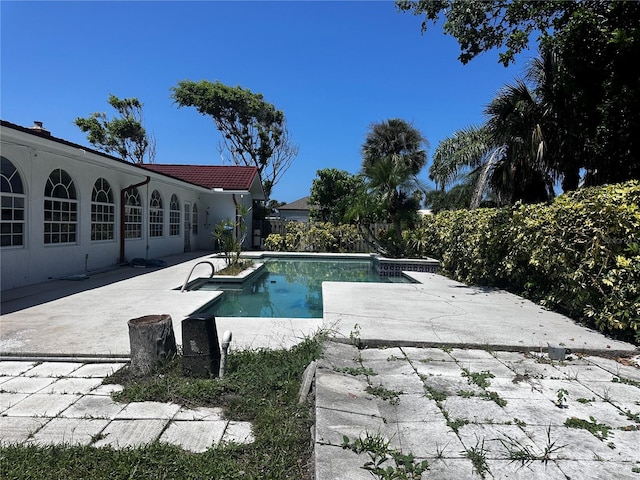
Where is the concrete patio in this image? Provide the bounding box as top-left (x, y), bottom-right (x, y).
top-left (1, 251), bottom-right (639, 478)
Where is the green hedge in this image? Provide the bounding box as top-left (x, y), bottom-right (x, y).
top-left (406, 181), bottom-right (640, 343)
top-left (264, 221), bottom-right (362, 253)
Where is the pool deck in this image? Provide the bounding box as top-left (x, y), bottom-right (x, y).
top-left (1, 251), bottom-right (639, 479)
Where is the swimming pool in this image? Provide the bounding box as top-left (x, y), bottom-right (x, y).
top-left (191, 257), bottom-right (413, 318)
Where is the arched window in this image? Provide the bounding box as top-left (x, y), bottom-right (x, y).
top-left (1, 156), bottom-right (25, 247)
top-left (149, 189), bottom-right (163, 237)
top-left (192, 204), bottom-right (198, 235)
top-left (169, 194), bottom-right (180, 236)
top-left (91, 178), bottom-right (115, 241)
top-left (44, 168), bottom-right (77, 244)
top-left (124, 188), bottom-right (142, 239)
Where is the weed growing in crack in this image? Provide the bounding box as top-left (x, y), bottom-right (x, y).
top-left (464, 438), bottom-right (490, 479)
top-left (366, 384), bottom-right (402, 405)
top-left (482, 390), bottom-right (507, 407)
top-left (342, 433), bottom-right (429, 480)
top-left (336, 366), bottom-right (377, 377)
top-left (496, 425), bottom-right (565, 468)
top-left (564, 416), bottom-right (612, 440)
top-left (424, 385), bottom-right (447, 402)
top-left (457, 389), bottom-right (476, 398)
top-left (461, 369), bottom-right (494, 389)
top-left (612, 376), bottom-right (640, 389)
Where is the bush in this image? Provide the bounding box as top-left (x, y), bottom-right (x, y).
top-left (407, 181), bottom-right (640, 343)
top-left (264, 222), bottom-right (364, 253)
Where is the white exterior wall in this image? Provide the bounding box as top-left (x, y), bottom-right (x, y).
top-left (1, 125), bottom-right (248, 291)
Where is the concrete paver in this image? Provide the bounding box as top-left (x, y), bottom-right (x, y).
top-left (316, 341), bottom-right (640, 480)
top-left (0, 359), bottom-right (255, 452)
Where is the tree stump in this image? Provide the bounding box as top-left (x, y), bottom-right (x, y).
top-left (127, 314), bottom-right (177, 376)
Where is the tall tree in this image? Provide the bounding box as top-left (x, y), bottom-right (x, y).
top-left (171, 80), bottom-right (298, 200)
top-left (357, 119), bottom-right (428, 256)
top-left (75, 94), bottom-right (155, 164)
top-left (309, 168), bottom-right (364, 224)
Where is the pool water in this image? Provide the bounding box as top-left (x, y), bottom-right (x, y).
top-left (192, 258), bottom-right (412, 318)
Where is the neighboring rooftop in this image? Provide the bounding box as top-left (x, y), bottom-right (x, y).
top-left (278, 196), bottom-right (313, 211)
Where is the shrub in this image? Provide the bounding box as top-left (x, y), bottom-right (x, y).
top-left (407, 181), bottom-right (640, 343)
top-left (264, 222), bottom-right (365, 253)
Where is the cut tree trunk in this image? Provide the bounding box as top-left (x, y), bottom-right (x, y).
top-left (127, 314), bottom-right (177, 376)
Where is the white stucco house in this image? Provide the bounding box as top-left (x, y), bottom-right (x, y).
top-left (0, 120), bottom-right (264, 291)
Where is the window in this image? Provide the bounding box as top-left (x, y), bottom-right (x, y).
top-left (149, 189), bottom-right (163, 237)
top-left (44, 168), bottom-right (77, 244)
top-left (124, 188), bottom-right (142, 239)
top-left (169, 194), bottom-right (180, 236)
top-left (1, 157), bottom-right (25, 247)
top-left (192, 204), bottom-right (198, 235)
top-left (91, 178), bottom-right (115, 241)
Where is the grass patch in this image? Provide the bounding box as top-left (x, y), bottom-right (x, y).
top-left (0, 333), bottom-right (325, 480)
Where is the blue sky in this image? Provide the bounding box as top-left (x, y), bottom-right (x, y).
top-left (1, 1), bottom-right (532, 204)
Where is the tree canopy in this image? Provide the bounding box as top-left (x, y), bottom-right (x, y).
top-left (171, 80), bottom-right (297, 200)
top-left (309, 168), bottom-right (364, 224)
top-left (407, 1), bottom-right (640, 202)
top-left (75, 94), bottom-right (155, 164)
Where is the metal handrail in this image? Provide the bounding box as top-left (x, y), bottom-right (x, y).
top-left (180, 261), bottom-right (215, 292)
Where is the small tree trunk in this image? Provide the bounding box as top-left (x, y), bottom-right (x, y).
top-left (128, 314), bottom-right (177, 376)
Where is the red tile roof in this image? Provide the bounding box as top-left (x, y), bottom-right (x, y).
top-left (141, 164), bottom-right (259, 191)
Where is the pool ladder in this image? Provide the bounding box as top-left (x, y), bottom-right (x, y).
top-left (181, 261), bottom-right (215, 292)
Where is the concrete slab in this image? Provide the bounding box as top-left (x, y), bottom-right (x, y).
top-left (0, 392), bottom-right (28, 412)
top-left (500, 398), bottom-right (570, 427)
top-left (557, 460), bottom-right (640, 480)
top-left (68, 363), bottom-right (126, 378)
top-left (401, 346), bottom-right (457, 362)
top-left (3, 393), bottom-right (80, 417)
top-left (93, 419), bottom-right (168, 449)
top-left (0, 376), bottom-right (56, 393)
top-left (424, 458), bottom-right (480, 480)
top-left (395, 419), bottom-right (464, 458)
top-left (90, 383), bottom-right (124, 396)
top-left (441, 396), bottom-right (513, 425)
top-left (159, 420), bottom-right (227, 452)
top-left (323, 275), bottom-right (637, 355)
top-left (1, 252), bottom-right (323, 356)
top-left (58, 395), bottom-right (125, 419)
top-left (114, 401), bottom-right (181, 420)
top-left (315, 443), bottom-right (374, 480)
top-left (28, 417), bottom-right (109, 446)
top-left (25, 362), bottom-right (82, 377)
top-left (0, 361), bottom-right (36, 376)
top-left (40, 377), bottom-right (103, 395)
top-left (222, 421), bottom-right (254, 444)
top-left (315, 370), bottom-right (379, 416)
top-left (173, 406), bottom-right (225, 421)
top-left (315, 407), bottom-right (387, 446)
top-left (484, 460), bottom-right (567, 479)
top-left (0, 416), bottom-right (50, 444)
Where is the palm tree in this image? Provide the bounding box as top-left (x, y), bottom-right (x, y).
top-left (359, 119), bottom-right (428, 256)
top-left (430, 76), bottom-right (556, 208)
top-left (485, 79), bottom-right (555, 204)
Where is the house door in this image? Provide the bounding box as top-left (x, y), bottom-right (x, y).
top-left (184, 203), bottom-right (191, 252)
